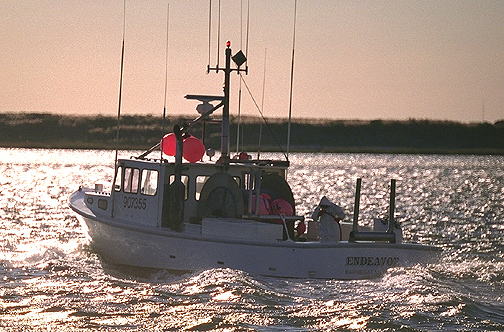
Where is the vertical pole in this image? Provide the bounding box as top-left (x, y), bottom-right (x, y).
top-left (352, 178), bottom-right (362, 233)
top-left (388, 179), bottom-right (396, 234)
top-left (221, 44), bottom-right (231, 165)
top-left (167, 124), bottom-right (185, 230)
top-left (254, 168), bottom-right (262, 215)
top-left (247, 169), bottom-right (254, 215)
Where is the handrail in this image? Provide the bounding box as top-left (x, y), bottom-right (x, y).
top-left (349, 178), bottom-right (397, 244)
top-left (241, 214), bottom-right (304, 221)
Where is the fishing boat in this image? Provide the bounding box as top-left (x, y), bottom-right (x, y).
top-left (69, 42), bottom-right (440, 279)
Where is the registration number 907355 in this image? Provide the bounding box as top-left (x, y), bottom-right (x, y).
top-left (123, 196), bottom-right (147, 210)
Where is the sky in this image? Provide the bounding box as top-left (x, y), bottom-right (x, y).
top-left (2, 0), bottom-right (503, 123)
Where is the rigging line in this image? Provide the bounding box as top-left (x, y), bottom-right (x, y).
top-left (161, 2), bottom-right (170, 162)
top-left (236, 80), bottom-right (242, 154)
top-left (286, 0), bottom-right (297, 158)
top-left (236, 0), bottom-right (243, 155)
top-left (239, 73), bottom-right (288, 162)
top-left (257, 48), bottom-right (267, 159)
top-left (236, 0), bottom-right (250, 154)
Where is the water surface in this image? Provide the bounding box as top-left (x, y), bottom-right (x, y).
top-left (0, 148), bottom-right (503, 331)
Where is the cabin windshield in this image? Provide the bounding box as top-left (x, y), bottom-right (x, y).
top-left (141, 169), bottom-right (159, 195)
top-left (124, 168), bottom-right (140, 193)
top-left (114, 166), bottom-right (123, 191)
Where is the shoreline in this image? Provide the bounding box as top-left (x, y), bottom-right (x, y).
top-left (1, 142), bottom-right (502, 156)
top-left (1, 113), bottom-right (503, 155)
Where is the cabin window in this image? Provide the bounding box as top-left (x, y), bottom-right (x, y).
top-left (195, 176), bottom-right (209, 201)
top-left (124, 167), bottom-right (140, 193)
top-left (234, 176), bottom-right (241, 188)
top-left (169, 174), bottom-right (189, 200)
top-left (114, 166), bottom-right (123, 191)
top-left (141, 169), bottom-right (158, 196)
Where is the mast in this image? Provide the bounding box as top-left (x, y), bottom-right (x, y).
top-left (221, 43), bottom-right (231, 163)
top-left (138, 43), bottom-right (247, 162)
top-left (204, 41), bottom-right (247, 165)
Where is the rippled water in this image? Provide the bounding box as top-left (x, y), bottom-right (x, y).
top-left (1, 148), bottom-right (503, 331)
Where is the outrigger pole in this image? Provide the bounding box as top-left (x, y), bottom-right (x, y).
top-left (111, 0), bottom-right (127, 218)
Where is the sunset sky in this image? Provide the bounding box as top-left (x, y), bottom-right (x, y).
top-left (2, 0), bottom-right (503, 123)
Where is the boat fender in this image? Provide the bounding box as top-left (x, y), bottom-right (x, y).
top-left (312, 196), bottom-right (345, 242)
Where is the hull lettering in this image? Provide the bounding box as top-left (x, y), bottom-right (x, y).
top-left (345, 256), bottom-right (400, 267)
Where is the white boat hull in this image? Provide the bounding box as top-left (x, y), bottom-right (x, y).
top-left (76, 212), bottom-right (439, 280)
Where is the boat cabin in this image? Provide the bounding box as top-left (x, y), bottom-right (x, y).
top-left (84, 156), bottom-right (302, 238)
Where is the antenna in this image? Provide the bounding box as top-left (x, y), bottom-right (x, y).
top-left (257, 48), bottom-right (267, 159)
top-left (161, 2), bottom-right (170, 162)
top-left (208, 0), bottom-right (212, 70)
top-left (286, 0), bottom-right (297, 158)
top-left (216, 0), bottom-right (221, 70)
top-left (482, 98), bottom-right (485, 122)
top-left (245, 0), bottom-right (250, 65)
top-left (112, 0), bottom-right (127, 218)
top-left (114, 0), bottom-right (127, 165)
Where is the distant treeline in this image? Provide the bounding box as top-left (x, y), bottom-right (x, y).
top-left (1, 113), bottom-right (503, 154)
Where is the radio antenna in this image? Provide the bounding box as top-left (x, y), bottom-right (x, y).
top-left (286, 0), bottom-right (297, 158)
top-left (257, 48), bottom-right (267, 159)
top-left (216, 0), bottom-right (221, 70)
top-left (114, 0), bottom-right (127, 166)
top-left (161, 2), bottom-right (170, 161)
top-left (207, 0), bottom-right (212, 70)
top-left (112, 0), bottom-right (127, 218)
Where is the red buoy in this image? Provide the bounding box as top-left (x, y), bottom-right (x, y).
top-left (161, 133), bottom-right (177, 156)
top-left (183, 135), bottom-right (205, 163)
